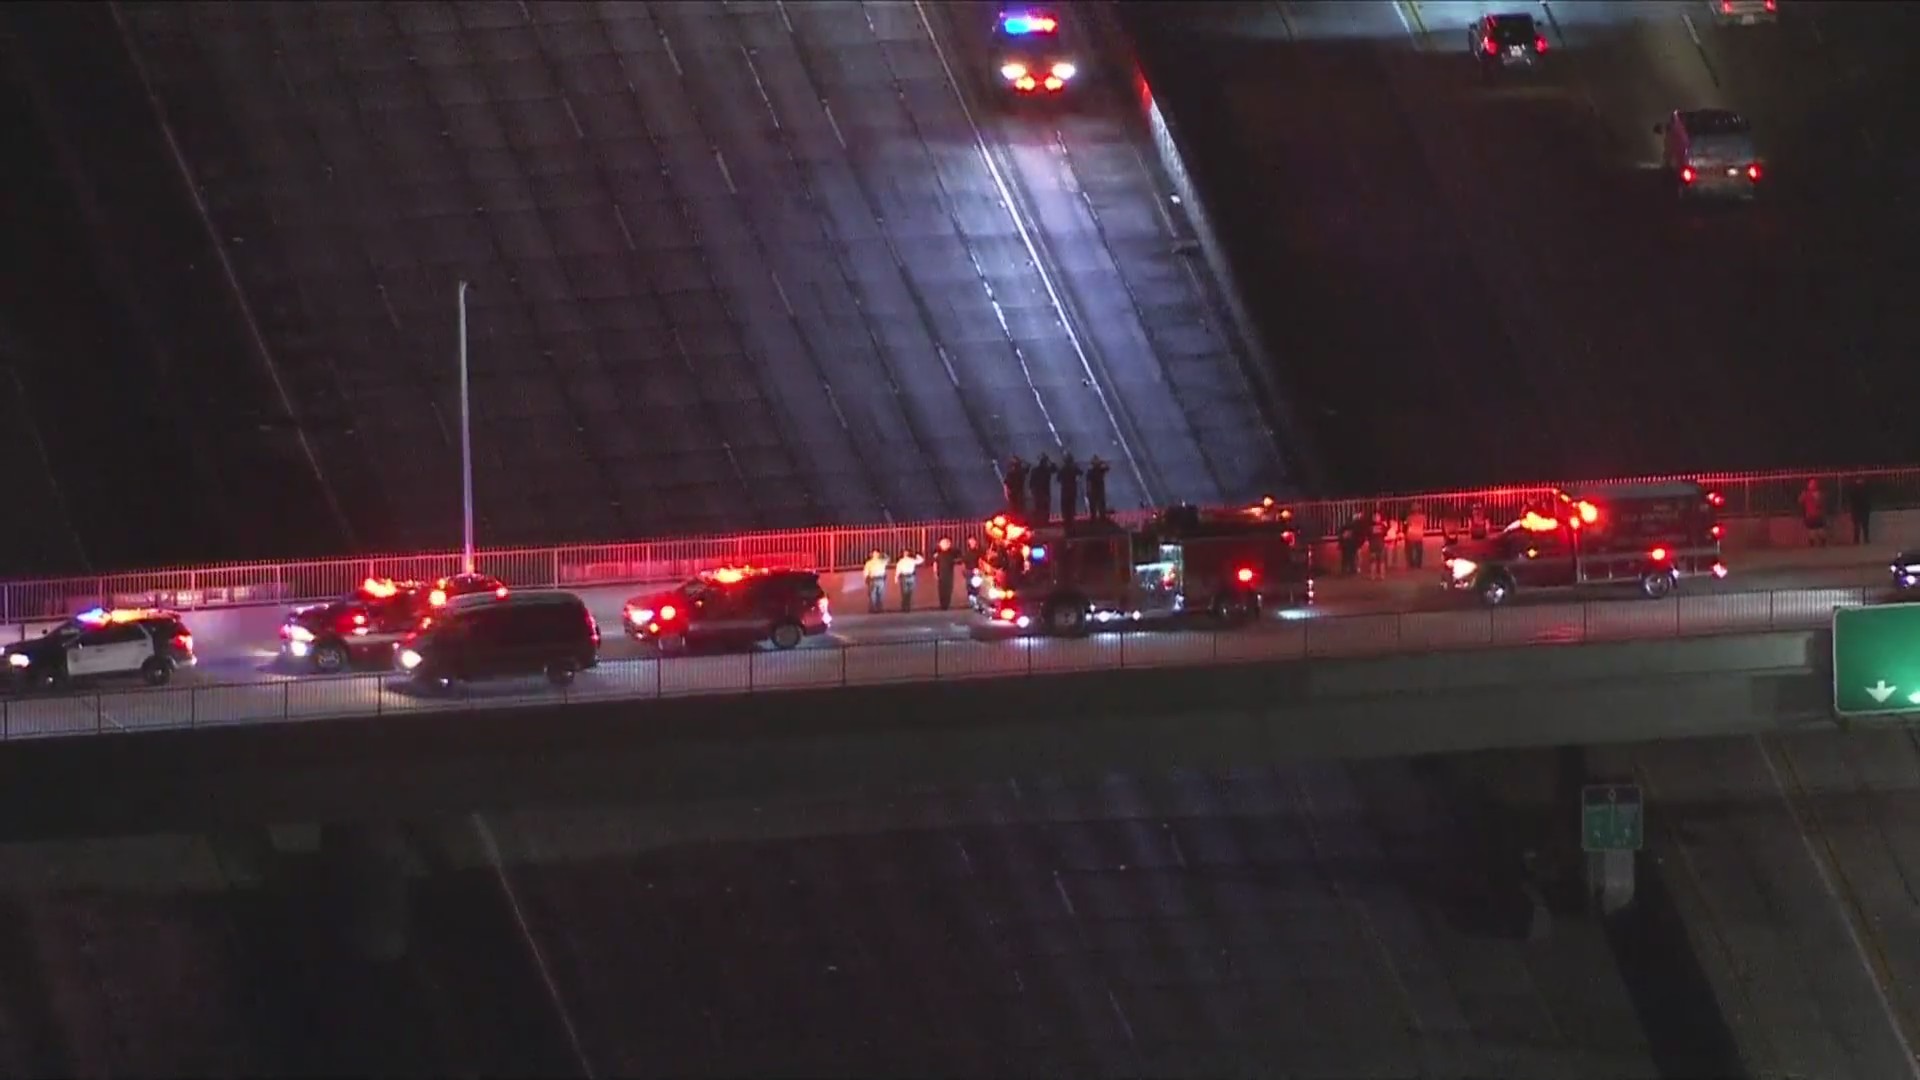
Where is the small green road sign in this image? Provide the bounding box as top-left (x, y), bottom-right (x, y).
top-left (1582, 784), bottom-right (1643, 852)
top-left (1832, 603), bottom-right (1920, 718)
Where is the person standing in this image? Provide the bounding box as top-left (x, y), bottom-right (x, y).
top-left (1057, 453), bottom-right (1082, 528)
top-left (1366, 510), bottom-right (1389, 581)
top-left (863, 549), bottom-right (890, 613)
top-left (895, 550), bottom-right (923, 613)
top-left (1404, 503), bottom-right (1427, 571)
top-left (1847, 478), bottom-right (1874, 545)
top-left (933, 537), bottom-right (961, 610)
top-left (1338, 513), bottom-right (1365, 577)
top-left (1086, 456), bottom-right (1110, 519)
top-left (964, 536), bottom-right (984, 611)
top-left (1004, 456), bottom-right (1029, 516)
top-left (1799, 479), bottom-right (1827, 547)
top-left (1468, 502), bottom-right (1490, 541)
top-left (1029, 454), bottom-right (1056, 527)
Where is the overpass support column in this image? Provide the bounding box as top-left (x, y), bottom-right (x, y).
top-left (1590, 850), bottom-right (1638, 916)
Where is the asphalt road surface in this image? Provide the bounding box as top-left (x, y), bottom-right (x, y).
top-left (0, 546), bottom-right (1892, 740)
top-left (88, 0), bottom-right (1290, 552)
top-left (1123, 0), bottom-right (1920, 493)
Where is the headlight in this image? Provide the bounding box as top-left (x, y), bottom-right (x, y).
top-left (1448, 558), bottom-right (1478, 581)
top-left (287, 625), bottom-right (315, 643)
top-left (1051, 62), bottom-right (1077, 80)
top-left (627, 608), bottom-right (653, 626)
top-left (6, 652), bottom-right (29, 668)
top-left (1000, 62), bottom-right (1028, 81)
top-left (398, 648), bottom-right (422, 670)
top-left (1904, 564), bottom-right (1920, 575)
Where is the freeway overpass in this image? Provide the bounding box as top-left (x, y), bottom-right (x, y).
top-left (0, 625), bottom-right (1838, 842)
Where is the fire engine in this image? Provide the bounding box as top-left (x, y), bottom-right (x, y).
top-left (984, 498), bottom-right (1312, 634)
top-left (1441, 481), bottom-right (1727, 606)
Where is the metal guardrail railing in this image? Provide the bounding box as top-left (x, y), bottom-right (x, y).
top-left (1, 464), bottom-right (1910, 624)
top-left (0, 584), bottom-right (1867, 742)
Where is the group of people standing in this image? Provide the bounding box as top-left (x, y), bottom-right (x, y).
top-left (862, 535), bottom-right (981, 615)
top-left (1797, 477), bottom-right (1876, 547)
top-left (1336, 505), bottom-right (1429, 581)
top-left (1001, 453), bottom-right (1110, 527)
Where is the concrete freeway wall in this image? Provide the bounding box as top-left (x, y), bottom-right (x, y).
top-left (0, 629), bottom-right (1837, 850)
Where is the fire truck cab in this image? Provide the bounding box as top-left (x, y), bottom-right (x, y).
top-left (987, 500), bottom-right (1312, 635)
top-left (1442, 481), bottom-right (1727, 607)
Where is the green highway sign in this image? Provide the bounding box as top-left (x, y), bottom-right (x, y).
top-left (1582, 784), bottom-right (1643, 853)
top-left (1832, 603), bottom-right (1920, 718)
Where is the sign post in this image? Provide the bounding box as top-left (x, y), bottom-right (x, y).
top-left (1583, 783), bottom-right (1642, 915)
top-left (1832, 603), bottom-right (1920, 719)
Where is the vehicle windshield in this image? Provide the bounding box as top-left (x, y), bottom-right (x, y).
top-left (1687, 111), bottom-right (1750, 134)
top-left (681, 579), bottom-right (711, 599)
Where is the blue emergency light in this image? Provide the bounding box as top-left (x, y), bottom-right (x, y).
top-left (1001, 12), bottom-right (1057, 35)
top-left (1029, 545), bottom-right (1048, 562)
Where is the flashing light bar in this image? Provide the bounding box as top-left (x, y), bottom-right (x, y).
top-left (1001, 12), bottom-right (1058, 35)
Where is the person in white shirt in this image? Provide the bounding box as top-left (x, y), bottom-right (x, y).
top-left (895, 550), bottom-right (924, 613)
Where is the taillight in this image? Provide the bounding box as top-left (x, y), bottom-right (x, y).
top-left (660, 604), bottom-right (677, 620)
top-left (1707, 491), bottom-right (1725, 507)
top-left (1680, 166), bottom-right (1696, 184)
top-left (429, 588), bottom-right (448, 607)
top-left (1746, 163), bottom-right (1762, 181)
top-left (173, 633), bottom-right (193, 653)
top-left (1482, 36), bottom-right (1497, 55)
top-left (1042, 76), bottom-right (1064, 92)
top-left (1535, 35), bottom-right (1548, 52)
top-left (1712, 562), bottom-right (1729, 579)
top-left (997, 606), bottom-right (1018, 621)
top-left (1236, 567), bottom-right (1256, 584)
top-left (1764, 0), bottom-right (1776, 10)
top-left (1650, 547), bottom-right (1669, 562)
top-left (1721, 0), bottom-right (1733, 11)
top-left (1710, 524), bottom-right (1724, 540)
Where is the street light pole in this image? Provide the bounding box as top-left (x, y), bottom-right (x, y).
top-left (457, 280), bottom-right (475, 575)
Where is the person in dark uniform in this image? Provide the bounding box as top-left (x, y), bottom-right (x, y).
top-left (1057, 453), bottom-right (1082, 528)
top-left (1847, 478), bottom-right (1874, 544)
top-left (1029, 453), bottom-right (1056, 527)
top-left (933, 536), bottom-right (961, 610)
top-left (1086, 455), bottom-right (1109, 519)
top-left (1004, 456), bottom-right (1029, 516)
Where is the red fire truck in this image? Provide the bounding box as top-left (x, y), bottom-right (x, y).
top-left (984, 499), bottom-right (1313, 634)
top-left (1441, 481), bottom-right (1727, 606)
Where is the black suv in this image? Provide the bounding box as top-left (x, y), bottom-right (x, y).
top-left (4, 608), bottom-right (197, 690)
top-left (623, 568), bottom-right (832, 652)
top-left (397, 590), bottom-right (599, 689)
top-left (1469, 12), bottom-right (1547, 76)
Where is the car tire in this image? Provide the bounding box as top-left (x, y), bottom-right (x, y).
top-left (1044, 597), bottom-right (1089, 636)
top-left (1641, 571), bottom-right (1676, 600)
top-left (770, 621), bottom-right (805, 650)
top-left (140, 657), bottom-right (173, 686)
top-left (312, 641), bottom-right (349, 673)
top-left (1479, 574), bottom-right (1514, 608)
top-left (545, 659), bottom-right (577, 686)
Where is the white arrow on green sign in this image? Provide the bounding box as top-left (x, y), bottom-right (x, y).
top-left (1832, 603), bottom-right (1920, 718)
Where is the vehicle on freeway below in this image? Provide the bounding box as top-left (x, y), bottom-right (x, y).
top-left (397, 590), bottom-right (599, 690)
top-left (1654, 109), bottom-right (1763, 200)
top-left (624, 567), bottom-right (831, 653)
top-left (985, 499), bottom-right (1312, 635)
top-left (994, 7), bottom-right (1077, 95)
top-left (1709, 0), bottom-right (1778, 26)
top-left (1443, 482), bottom-right (1727, 607)
top-left (3, 607), bottom-right (195, 691)
top-left (279, 573), bottom-right (508, 672)
top-left (1468, 12), bottom-right (1548, 77)
top-left (1894, 551), bottom-right (1920, 592)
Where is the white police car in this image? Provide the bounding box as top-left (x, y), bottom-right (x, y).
top-left (4, 607), bottom-right (197, 691)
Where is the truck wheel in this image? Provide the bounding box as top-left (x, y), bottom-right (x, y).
top-left (1641, 571), bottom-right (1676, 599)
top-left (769, 621), bottom-right (804, 650)
top-left (140, 657), bottom-right (173, 686)
top-left (312, 641), bottom-right (349, 673)
top-left (1044, 598), bottom-right (1088, 636)
top-left (1478, 574), bottom-right (1513, 608)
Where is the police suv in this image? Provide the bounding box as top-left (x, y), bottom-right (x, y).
top-left (4, 607), bottom-right (197, 691)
